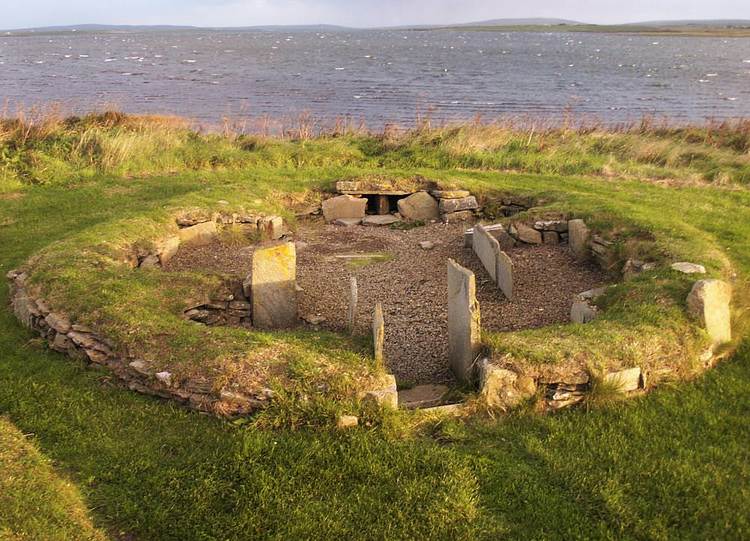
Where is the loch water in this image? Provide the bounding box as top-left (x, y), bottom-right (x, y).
top-left (2, 28), bottom-right (749, 127)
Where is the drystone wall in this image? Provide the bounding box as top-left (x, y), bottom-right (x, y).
top-left (6, 269), bottom-right (269, 417)
top-left (329, 179), bottom-right (481, 225)
top-left (6, 210), bottom-right (400, 419)
top-left (461, 216), bottom-right (733, 412)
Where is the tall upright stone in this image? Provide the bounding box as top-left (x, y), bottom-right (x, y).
top-left (687, 279), bottom-right (732, 345)
top-left (568, 219), bottom-right (591, 260)
top-left (473, 224), bottom-right (500, 282)
top-left (473, 224), bottom-right (513, 300)
top-left (373, 302), bottom-right (385, 368)
top-left (374, 195), bottom-right (390, 215)
top-left (251, 242), bottom-right (297, 329)
top-left (447, 259), bottom-right (481, 383)
top-left (496, 250), bottom-right (513, 301)
top-left (347, 276), bottom-right (358, 334)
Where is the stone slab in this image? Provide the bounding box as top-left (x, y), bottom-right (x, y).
top-left (463, 223), bottom-right (506, 247)
top-left (447, 259), bottom-right (481, 383)
top-left (534, 220), bottom-right (568, 232)
top-left (362, 215), bottom-right (400, 226)
top-left (336, 180), bottom-right (414, 195)
top-left (568, 219), bottom-right (591, 260)
top-left (604, 367), bottom-right (643, 392)
top-left (512, 223), bottom-right (542, 244)
top-left (687, 279), bottom-right (732, 345)
top-left (472, 224), bottom-right (500, 282)
top-left (398, 384), bottom-right (449, 409)
top-left (496, 250), bottom-right (514, 300)
top-left (373, 302), bottom-right (385, 366)
top-left (259, 216), bottom-right (285, 240)
top-left (322, 194), bottom-right (367, 223)
top-left (478, 360), bottom-right (535, 409)
top-left (571, 300), bottom-right (597, 323)
top-left (542, 231), bottom-right (560, 245)
top-left (333, 218), bottom-right (362, 227)
top-left (374, 194), bottom-right (391, 215)
top-left (251, 242), bottom-right (297, 329)
top-left (158, 236), bottom-right (181, 265)
top-left (336, 415), bottom-right (359, 429)
top-left (672, 262), bottom-right (706, 274)
top-left (439, 196), bottom-right (479, 214)
top-left (442, 210), bottom-right (474, 223)
top-left (347, 277), bottom-right (358, 334)
top-left (362, 374), bottom-right (398, 409)
top-left (178, 221), bottom-right (217, 246)
top-left (430, 189), bottom-right (471, 199)
top-left (397, 192), bottom-right (439, 222)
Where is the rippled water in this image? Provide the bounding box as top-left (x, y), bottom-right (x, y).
top-left (1, 28), bottom-right (750, 127)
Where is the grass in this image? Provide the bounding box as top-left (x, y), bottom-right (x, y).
top-left (0, 416), bottom-right (107, 541)
top-left (1, 113), bottom-right (749, 539)
top-left (3, 111), bottom-right (750, 193)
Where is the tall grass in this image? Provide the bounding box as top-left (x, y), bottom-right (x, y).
top-left (2, 107), bottom-right (750, 192)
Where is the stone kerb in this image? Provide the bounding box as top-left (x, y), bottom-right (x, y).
top-left (5, 269), bottom-right (271, 417)
top-left (447, 259), bottom-right (482, 383)
top-left (251, 241), bottom-right (298, 329)
top-left (472, 224), bottom-right (513, 300)
top-left (687, 279), bottom-right (732, 345)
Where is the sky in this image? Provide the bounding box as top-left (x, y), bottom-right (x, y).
top-left (3, 0), bottom-right (750, 30)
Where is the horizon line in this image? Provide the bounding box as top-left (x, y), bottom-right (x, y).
top-left (5, 17), bottom-right (750, 33)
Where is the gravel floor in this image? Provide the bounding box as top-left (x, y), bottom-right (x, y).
top-left (165, 219), bottom-right (607, 384)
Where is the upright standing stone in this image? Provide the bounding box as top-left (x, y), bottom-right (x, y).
top-left (259, 216), bottom-right (285, 240)
top-left (472, 224), bottom-right (513, 300)
top-left (373, 302), bottom-right (385, 368)
top-left (251, 242), bottom-right (297, 329)
top-left (568, 219), bottom-right (591, 260)
top-left (496, 250), bottom-right (513, 300)
top-left (447, 259), bottom-right (482, 383)
top-left (473, 224), bottom-right (500, 282)
top-left (686, 279), bottom-right (732, 345)
top-left (347, 277), bottom-right (358, 334)
top-left (374, 195), bottom-right (390, 215)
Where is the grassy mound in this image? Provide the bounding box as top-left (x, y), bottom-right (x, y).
top-left (1, 113), bottom-right (749, 539)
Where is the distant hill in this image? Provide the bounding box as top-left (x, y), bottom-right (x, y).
top-left (4, 19), bottom-right (750, 35)
top-left (630, 19), bottom-right (750, 28)
top-left (453, 18), bottom-right (583, 27)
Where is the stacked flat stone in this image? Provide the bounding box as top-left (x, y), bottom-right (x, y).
top-left (432, 190), bottom-right (479, 223)
top-left (506, 219), bottom-right (568, 246)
